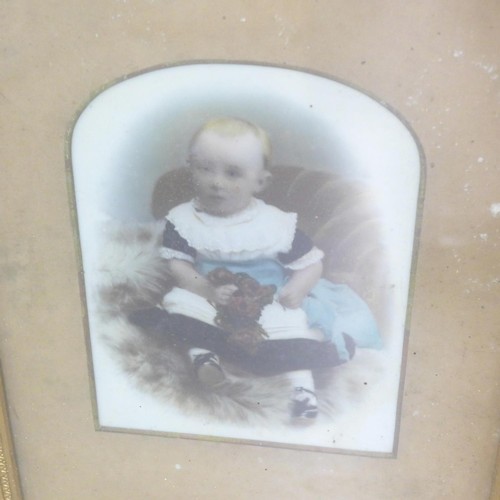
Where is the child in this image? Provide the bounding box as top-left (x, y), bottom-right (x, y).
top-left (157, 117), bottom-right (382, 420)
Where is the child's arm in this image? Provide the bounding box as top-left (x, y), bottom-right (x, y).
top-left (167, 259), bottom-right (237, 305)
top-left (278, 260), bottom-right (323, 309)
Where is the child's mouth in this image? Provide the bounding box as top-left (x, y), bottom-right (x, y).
top-left (207, 194), bottom-right (226, 202)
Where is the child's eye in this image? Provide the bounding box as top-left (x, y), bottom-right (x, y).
top-left (226, 168), bottom-right (242, 178)
top-left (195, 164), bottom-right (211, 173)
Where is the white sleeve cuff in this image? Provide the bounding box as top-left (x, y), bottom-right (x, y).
top-left (284, 246), bottom-right (324, 270)
top-left (159, 247), bottom-right (195, 263)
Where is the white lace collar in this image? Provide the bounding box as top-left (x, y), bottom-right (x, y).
top-left (166, 198), bottom-right (297, 259)
top-left (191, 197), bottom-right (261, 227)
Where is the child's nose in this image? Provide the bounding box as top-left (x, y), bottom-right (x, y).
top-left (210, 175), bottom-right (226, 190)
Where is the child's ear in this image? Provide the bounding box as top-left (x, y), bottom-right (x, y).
top-left (255, 170), bottom-right (272, 193)
top-left (185, 161), bottom-right (194, 181)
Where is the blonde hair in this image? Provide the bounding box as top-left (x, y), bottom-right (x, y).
top-left (189, 117), bottom-right (271, 166)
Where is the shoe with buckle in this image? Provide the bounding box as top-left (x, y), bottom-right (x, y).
top-left (192, 352), bottom-right (226, 387)
top-left (290, 387), bottom-right (318, 421)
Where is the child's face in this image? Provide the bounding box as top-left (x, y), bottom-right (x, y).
top-left (189, 130), bottom-right (268, 216)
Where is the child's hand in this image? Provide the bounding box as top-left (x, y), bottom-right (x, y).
top-left (213, 284), bottom-right (238, 305)
top-left (278, 261), bottom-right (323, 309)
top-left (278, 286), bottom-right (305, 309)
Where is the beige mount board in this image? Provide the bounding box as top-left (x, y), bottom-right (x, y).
top-left (0, 1), bottom-right (499, 499)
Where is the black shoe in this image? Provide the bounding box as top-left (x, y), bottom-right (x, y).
top-left (290, 387), bottom-right (318, 420)
top-left (192, 352), bottom-right (226, 387)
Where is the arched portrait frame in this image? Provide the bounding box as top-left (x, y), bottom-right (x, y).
top-left (69, 62), bottom-right (425, 455)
